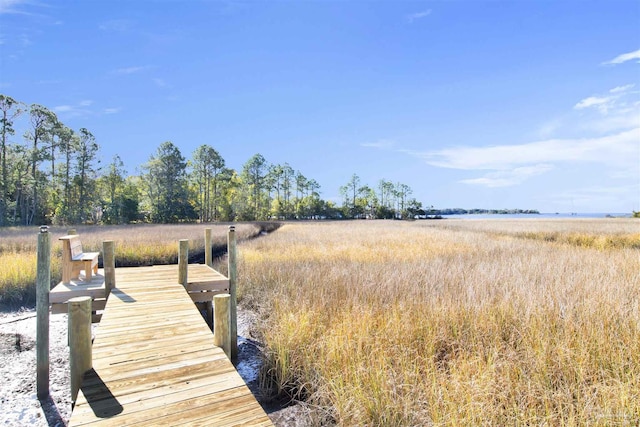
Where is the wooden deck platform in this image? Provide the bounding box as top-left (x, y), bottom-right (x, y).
top-left (50, 264), bottom-right (230, 317)
top-left (68, 264), bottom-right (272, 426)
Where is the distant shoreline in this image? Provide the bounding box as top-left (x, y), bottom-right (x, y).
top-left (432, 209), bottom-right (540, 215)
top-left (439, 212), bottom-right (633, 219)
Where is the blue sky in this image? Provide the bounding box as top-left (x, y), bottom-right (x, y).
top-left (1, 0), bottom-right (639, 213)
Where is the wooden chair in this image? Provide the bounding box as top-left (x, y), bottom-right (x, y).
top-left (59, 235), bottom-right (99, 283)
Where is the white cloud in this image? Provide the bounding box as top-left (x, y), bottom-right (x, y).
top-left (414, 128), bottom-right (639, 171)
top-left (153, 78), bottom-right (169, 88)
top-left (113, 65), bottom-right (147, 75)
top-left (99, 19), bottom-right (133, 32)
top-left (537, 118), bottom-right (563, 138)
top-left (574, 95), bottom-right (611, 111)
top-left (361, 139), bottom-right (395, 149)
top-left (580, 109), bottom-right (640, 134)
top-left (602, 48), bottom-right (640, 65)
top-left (573, 83), bottom-right (638, 115)
top-left (610, 84), bottom-right (635, 93)
top-left (19, 33), bottom-right (32, 46)
top-left (54, 100), bottom-right (94, 117)
top-left (460, 164), bottom-right (554, 188)
top-left (54, 105), bottom-right (72, 112)
top-left (407, 10), bottom-right (431, 23)
top-left (0, 0), bottom-right (32, 15)
top-left (104, 107), bottom-right (120, 114)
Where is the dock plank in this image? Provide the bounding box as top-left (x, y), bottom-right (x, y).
top-left (69, 264), bottom-right (271, 426)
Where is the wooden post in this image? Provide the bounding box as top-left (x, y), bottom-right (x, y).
top-left (213, 293), bottom-right (231, 359)
top-left (36, 225), bottom-right (50, 399)
top-left (204, 228), bottom-right (213, 330)
top-left (69, 296), bottom-right (92, 405)
top-left (205, 228), bottom-right (212, 267)
top-left (178, 239), bottom-right (188, 286)
top-left (103, 240), bottom-right (115, 298)
top-left (227, 226), bottom-right (238, 362)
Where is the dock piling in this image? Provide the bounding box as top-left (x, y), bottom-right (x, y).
top-left (178, 239), bottom-right (188, 286)
top-left (227, 226), bottom-right (238, 362)
top-left (36, 226), bottom-right (50, 399)
top-left (213, 293), bottom-right (231, 359)
top-left (103, 240), bottom-right (115, 297)
top-left (205, 228), bottom-right (212, 267)
top-left (69, 296), bottom-right (92, 405)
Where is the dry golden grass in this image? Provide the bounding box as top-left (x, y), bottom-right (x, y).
top-left (238, 219), bottom-right (640, 426)
top-left (0, 223), bottom-right (265, 306)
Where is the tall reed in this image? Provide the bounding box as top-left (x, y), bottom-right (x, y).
top-left (239, 220), bottom-right (640, 425)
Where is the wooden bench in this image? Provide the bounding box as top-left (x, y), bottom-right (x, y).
top-left (59, 235), bottom-right (99, 283)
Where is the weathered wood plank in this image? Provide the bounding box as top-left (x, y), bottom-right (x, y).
top-left (188, 290), bottom-right (230, 302)
top-left (50, 275), bottom-right (106, 303)
top-left (51, 299), bottom-right (107, 314)
top-left (185, 280), bottom-right (229, 292)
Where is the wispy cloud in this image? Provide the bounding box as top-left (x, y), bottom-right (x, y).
top-left (54, 100), bottom-right (94, 118)
top-left (460, 164), bottom-right (554, 188)
top-left (574, 84), bottom-right (637, 113)
top-left (610, 84), bottom-right (635, 93)
top-left (19, 33), bottom-right (32, 46)
top-left (152, 78), bottom-right (170, 88)
top-left (113, 65), bottom-right (148, 75)
top-left (99, 19), bottom-right (133, 33)
top-left (537, 118), bottom-right (563, 138)
top-left (36, 79), bottom-right (62, 85)
top-left (412, 128), bottom-right (638, 171)
top-left (602, 48), bottom-right (640, 65)
top-left (55, 100), bottom-right (122, 117)
top-left (574, 95), bottom-right (611, 111)
top-left (0, 0), bottom-right (34, 15)
top-left (406, 9), bottom-right (432, 23)
top-left (53, 105), bottom-right (73, 113)
top-left (361, 139), bottom-right (395, 149)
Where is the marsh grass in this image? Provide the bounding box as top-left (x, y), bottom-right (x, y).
top-left (239, 220), bottom-right (640, 426)
top-left (0, 223), bottom-right (267, 307)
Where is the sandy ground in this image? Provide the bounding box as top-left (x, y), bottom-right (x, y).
top-left (0, 306), bottom-right (313, 427)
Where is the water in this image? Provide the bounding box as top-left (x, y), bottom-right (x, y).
top-left (440, 213), bottom-right (633, 219)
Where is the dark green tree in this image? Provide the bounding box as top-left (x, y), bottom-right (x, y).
top-left (191, 145), bottom-right (227, 222)
top-left (0, 95), bottom-right (24, 226)
top-left (21, 104), bottom-right (58, 224)
top-left (143, 141), bottom-right (194, 223)
top-left (340, 174), bottom-right (371, 218)
top-left (74, 128), bottom-right (100, 223)
top-left (99, 155), bottom-right (128, 224)
top-left (240, 153), bottom-right (268, 220)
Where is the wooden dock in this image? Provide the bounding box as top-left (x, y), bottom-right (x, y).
top-left (67, 264), bottom-right (272, 426)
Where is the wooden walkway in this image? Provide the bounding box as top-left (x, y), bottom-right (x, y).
top-left (68, 264), bottom-right (272, 426)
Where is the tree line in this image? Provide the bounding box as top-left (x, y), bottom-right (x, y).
top-left (2, 94), bottom-right (427, 226)
top-left (339, 173), bottom-right (423, 219)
